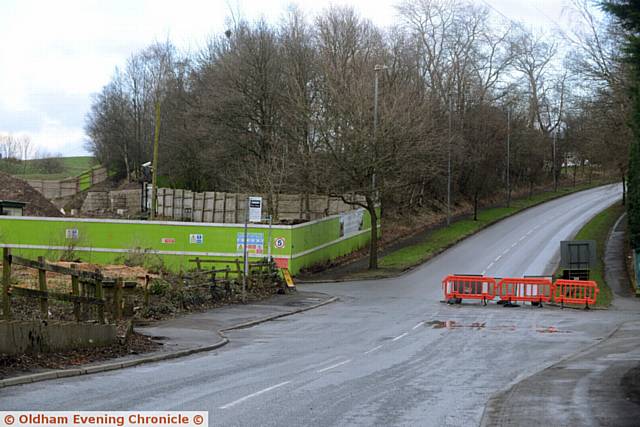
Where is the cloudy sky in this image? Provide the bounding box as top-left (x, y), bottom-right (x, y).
top-left (0, 0), bottom-right (579, 157)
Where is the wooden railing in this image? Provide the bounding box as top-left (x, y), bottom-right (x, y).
top-left (1, 248), bottom-right (129, 323)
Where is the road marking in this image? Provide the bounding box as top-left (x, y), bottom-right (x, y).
top-left (502, 249), bottom-right (509, 255)
top-left (412, 321), bottom-right (425, 330)
top-left (511, 242), bottom-right (517, 248)
top-left (392, 332), bottom-right (409, 341)
top-left (220, 381), bottom-right (290, 409)
top-left (494, 255), bottom-right (501, 262)
top-left (519, 235), bottom-right (527, 241)
top-left (317, 359), bottom-right (352, 373)
top-left (481, 270), bottom-right (486, 275)
top-left (364, 345), bottom-right (383, 355)
top-left (486, 262), bottom-right (494, 269)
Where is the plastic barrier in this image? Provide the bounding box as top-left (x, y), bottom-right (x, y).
top-left (442, 275), bottom-right (496, 305)
top-left (553, 279), bottom-right (599, 308)
top-left (497, 277), bottom-right (554, 306)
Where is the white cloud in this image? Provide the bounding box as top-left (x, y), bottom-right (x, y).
top-left (0, 0), bottom-right (575, 158)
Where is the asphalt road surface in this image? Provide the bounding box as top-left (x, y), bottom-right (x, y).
top-left (1, 184), bottom-right (634, 426)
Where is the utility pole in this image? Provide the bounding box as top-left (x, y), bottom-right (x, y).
top-left (506, 109), bottom-right (511, 207)
top-left (447, 93), bottom-right (452, 226)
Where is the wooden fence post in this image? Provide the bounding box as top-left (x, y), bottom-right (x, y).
top-left (70, 264), bottom-right (80, 321)
top-left (2, 248), bottom-right (11, 320)
top-left (37, 256), bottom-right (48, 318)
top-left (144, 275), bottom-right (150, 309)
top-left (114, 278), bottom-right (123, 320)
top-left (95, 270), bottom-right (105, 324)
top-left (235, 258), bottom-right (242, 282)
top-left (195, 257), bottom-right (202, 272)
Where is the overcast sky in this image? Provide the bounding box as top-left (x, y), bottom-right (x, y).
top-left (0, 0), bottom-right (579, 157)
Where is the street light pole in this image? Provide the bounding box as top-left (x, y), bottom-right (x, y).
top-left (553, 132), bottom-right (557, 191)
top-left (447, 93), bottom-right (452, 226)
top-left (506, 109), bottom-right (511, 207)
top-left (373, 65), bottom-right (386, 200)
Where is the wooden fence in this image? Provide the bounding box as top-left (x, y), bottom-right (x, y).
top-left (28, 166), bottom-right (108, 200)
top-left (148, 187), bottom-right (365, 223)
top-left (1, 248), bottom-right (132, 323)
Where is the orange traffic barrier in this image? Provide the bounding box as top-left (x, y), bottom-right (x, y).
top-left (497, 277), bottom-right (554, 306)
top-left (442, 275), bottom-right (496, 305)
top-left (553, 279), bottom-right (599, 308)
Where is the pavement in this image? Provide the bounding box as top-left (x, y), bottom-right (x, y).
top-left (1, 184), bottom-right (638, 427)
top-left (481, 205), bottom-right (640, 427)
top-left (0, 291), bottom-right (337, 388)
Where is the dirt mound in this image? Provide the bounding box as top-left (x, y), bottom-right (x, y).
top-left (0, 171), bottom-right (63, 217)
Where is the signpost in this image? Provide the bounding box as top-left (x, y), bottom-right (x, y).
top-left (243, 196), bottom-right (262, 303)
top-left (249, 196), bottom-right (262, 223)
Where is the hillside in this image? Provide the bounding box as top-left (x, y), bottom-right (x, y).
top-left (0, 156), bottom-right (96, 180)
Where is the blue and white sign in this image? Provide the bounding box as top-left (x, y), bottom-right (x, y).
top-left (237, 233), bottom-right (265, 255)
top-left (189, 234), bottom-right (204, 244)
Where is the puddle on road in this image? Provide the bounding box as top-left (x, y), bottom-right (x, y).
top-left (425, 320), bottom-right (570, 333)
top-left (535, 326), bottom-right (571, 334)
top-left (426, 320), bottom-right (485, 330)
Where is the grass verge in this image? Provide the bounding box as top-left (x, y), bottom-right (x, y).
top-left (12, 156), bottom-right (97, 180)
top-left (563, 202), bottom-right (626, 307)
top-left (341, 181), bottom-right (616, 280)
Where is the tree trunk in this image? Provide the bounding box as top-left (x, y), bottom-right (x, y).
top-left (366, 196), bottom-right (378, 270)
top-left (473, 190), bottom-right (479, 221)
top-left (529, 179), bottom-right (533, 198)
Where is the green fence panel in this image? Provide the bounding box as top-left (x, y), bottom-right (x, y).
top-left (0, 210), bottom-right (376, 275)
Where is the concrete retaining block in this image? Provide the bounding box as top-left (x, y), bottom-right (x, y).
top-left (0, 320), bottom-right (117, 355)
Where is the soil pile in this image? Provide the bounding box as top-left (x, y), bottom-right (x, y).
top-left (0, 171), bottom-right (63, 217)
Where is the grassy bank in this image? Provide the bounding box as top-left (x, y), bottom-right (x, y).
top-left (337, 181), bottom-right (616, 280)
top-left (565, 202), bottom-right (625, 307)
top-left (6, 156), bottom-right (96, 180)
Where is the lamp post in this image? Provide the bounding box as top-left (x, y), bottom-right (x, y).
top-left (553, 130), bottom-right (558, 192)
top-left (506, 109), bottom-right (511, 207)
top-left (447, 93), bottom-right (452, 226)
top-left (373, 64), bottom-right (388, 200)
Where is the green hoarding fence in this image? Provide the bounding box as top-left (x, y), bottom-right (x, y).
top-left (0, 208), bottom-right (377, 275)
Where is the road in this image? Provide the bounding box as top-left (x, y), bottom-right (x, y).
top-left (1, 184), bottom-right (634, 426)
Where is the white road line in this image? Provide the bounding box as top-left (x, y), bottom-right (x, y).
top-left (494, 255), bottom-right (501, 262)
top-left (317, 359), bottom-right (352, 373)
top-left (412, 321), bottom-right (425, 330)
top-left (392, 332), bottom-right (409, 341)
top-left (481, 270), bottom-right (486, 275)
top-left (220, 381), bottom-right (290, 409)
top-left (502, 249), bottom-right (509, 255)
top-left (364, 345), bottom-right (383, 355)
top-left (519, 235), bottom-right (527, 241)
top-left (511, 242), bottom-right (517, 248)
top-left (486, 262), bottom-right (494, 269)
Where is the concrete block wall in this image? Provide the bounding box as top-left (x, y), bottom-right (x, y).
top-left (0, 320), bottom-right (117, 354)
